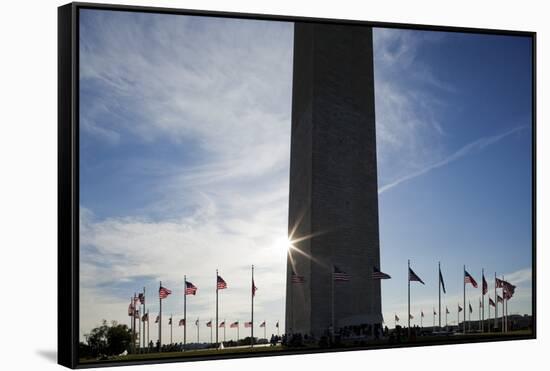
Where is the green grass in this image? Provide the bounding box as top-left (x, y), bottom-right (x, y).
top-left (80, 345), bottom-right (285, 364)
top-left (79, 329), bottom-right (533, 364)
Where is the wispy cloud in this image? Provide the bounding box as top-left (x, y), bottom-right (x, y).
top-left (378, 125), bottom-right (529, 194)
top-left (79, 10), bottom-right (293, 340)
top-left (373, 28), bottom-right (452, 185)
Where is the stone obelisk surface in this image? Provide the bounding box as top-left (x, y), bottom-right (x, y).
top-left (285, 22), bottom-right (382, 338)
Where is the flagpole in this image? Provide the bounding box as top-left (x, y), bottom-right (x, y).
top-left (147, 310), bottom-right (150, 349)
top-left (506, 296), bottom-right (509, 332)
top-left (134, 297), bottom-right (138, 353)
top-left (134, 293), bottom-right (137, 353)
top-left (210, 319), bottom-right (213, 344)
top-left (463, 265), bottom-right (466, 334)
top-left (468, 300), bottom-right (472, 332)
top-left (290, 269), bottom-right (294, 334)
top-left (502, 275), bottom-right (506, 332)
top-left (129, 298), bottom-right (132, 344)
top-left (137, 308), bottom-right (141, 351)
top-left (481, 268), bottom-right (485, 333)
top-left (408, 260), bottom-right (411, 338)
top-left (130, 296), bottom-right (134, 354)
top-left (143, 287), bottom-right (146, 350)
top-left (184, 275), bottom-right (187, 351)
top-left (251, 265), bottom-right (254, 348)
top-left (433, 307), bottom-right (435, 330)
top-left (420, 310), bottom-right (423, 328)
top-left (331, 265), bottom-right (335, 344)
top-left (507, 294), bottom-right (509, 332)
top-left (494, 272), bottom-right (497, 331)
top-left (502, 275), bottom-right (506, 333)
top-left (170, 314), bottom-right (173, 344)
top-left (237, 323), bottom-right (240, 342)
top-left (216, 269), bottom-right (219, 346)
top-left (488, 298), bottom-right (491, 327)
top-left (505, 275), bottom-right (508, 333)
top-left (159, 282), bottom-right (162, 351)
top-left (224, 318), bottom-right (226, 343)
top-left (479, 298), bottom-right (481, 331)
top-left (197, 318), bottom-right (200, 343)
top-left (264, 320), bottom-right (266, 339)
top-left (438, 262), bottom-right (441, 329)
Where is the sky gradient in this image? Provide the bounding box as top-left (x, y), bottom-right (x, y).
top-left (79, 9), bottom-right (533, 342)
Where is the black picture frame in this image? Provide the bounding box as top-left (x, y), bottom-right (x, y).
top-left (58, 2), bottom-right (536, 369)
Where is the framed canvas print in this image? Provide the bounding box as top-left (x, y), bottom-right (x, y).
top-left (58, 2), bottom-right (536, 368)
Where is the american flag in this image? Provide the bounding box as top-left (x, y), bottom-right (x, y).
top-left (259, 321), bottom-right (266, 328)
top-left (495, 278), bottom-right (505, 288)
top-left (195, 319), bottom-right (199, 326)
top-left (446, 307), bottom-right (450, 314)
top-left (168, 317), bottom-right (172, 325)
top-left (275, 321), bottom-right (279, 328)
top-left (291, 270), bottom-right (305, 284)
top-left (333, 266), bottom-right (351, 281)
top-left (439, 268), bottom-right (446, 293)
top-left (421, 311), bottom-right (424, 318)
top-left (458, 305), bottom-right (463, 313)
top-left (372, 266), bottom-right (391, 279)
top-left (134, 295), bottom-right (140, 305)
top-left (497, 295), bottom-right (504, 303)
top-left (155, 315), bottom-right (160, 323)
top-left (408, 267), bottom-right (425, 284)
top-left (252, 279), bottom-right (258, 297)
top-left (479, 299), bottom-right (482, 308)
top-left (489, 297), bottom-right (496, 307)
top-left (217, 275), bottom-right (227, 290)
top-left (482, 274), bottom-right (488, 295)
top-left (138, 293), bottom-right (145, 304)
top-left (206, 320), bottom-right (212, 328)
top-left (219, 321), bottom-right (225, 328)
top-left (395, 315), bottom-right (399, 322)
top-left (142, 312), bottom-right (148, 322)
top-left (178, 319), bottom-right (185, 326)
top-left (433, 308), bottom-right (437, 315)
top-left (464, 270), bottom-right (478, 288)
top-left (159, 286), bottom-right (172, 299)
top-left (230, 321), bottom-right (239, 328)
top-left (503, 281), bottom-right (516, 299)
top-left (128, 302), bottom-right (134, 316)
top-left (185, 281), bottom-right (198, 295)
top-left (134, 309), bottom-right (140, 319)
top-left (469, 303), bottom-right (473, 313)
top-left (244, 321), bottom-right (252, 328)
top-left (409, 314), bottom-right (414, 319)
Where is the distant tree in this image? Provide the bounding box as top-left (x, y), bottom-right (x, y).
top-left (106, 321), bottom-right (132, 355)
top-left (84, 320), bottom-right (131, 357)
top-left (238, 336), bottom-right (258, 346)
top-left (79, 342), bottom-right (92, 358)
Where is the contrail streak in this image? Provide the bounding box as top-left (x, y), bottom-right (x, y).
top-left (378, 125), bottom-right (529, 195)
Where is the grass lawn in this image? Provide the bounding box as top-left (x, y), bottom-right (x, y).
top-left (79, 329), bottom-right (533, 364)
top-left (80, 345), bottom-right (285, 364)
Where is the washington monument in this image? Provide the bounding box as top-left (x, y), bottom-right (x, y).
top-left (285, 22), bottom-right (382, 338)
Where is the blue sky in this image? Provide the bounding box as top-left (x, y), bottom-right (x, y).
top-left (79, 9), bottom-right (532, 341)
top-left (373, 29), bottom-right (532, 326)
